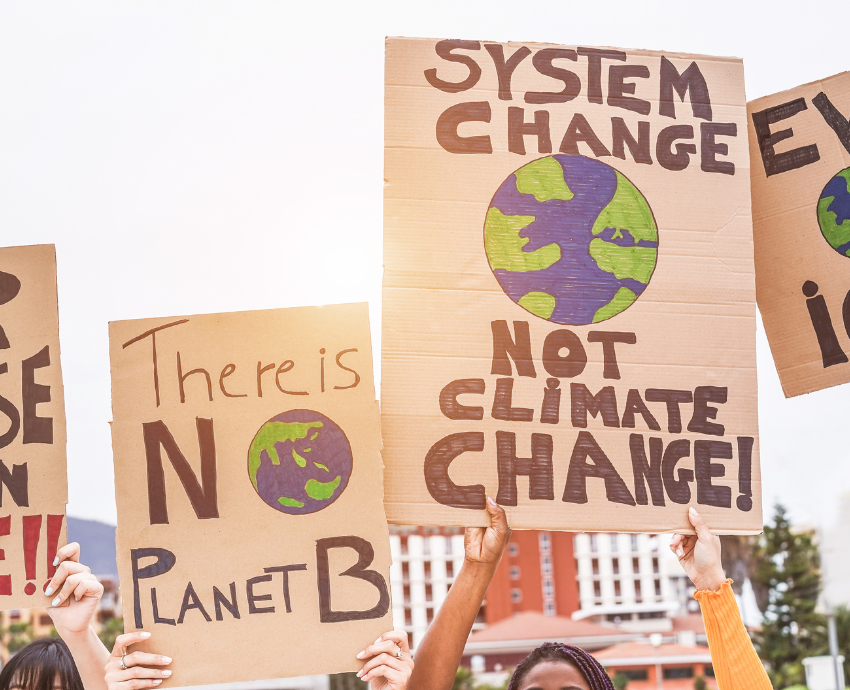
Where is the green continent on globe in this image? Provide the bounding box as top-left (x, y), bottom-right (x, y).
top-left (592, 287), bottom-right (638, 323)
top-left (484, 208), bottom-right (561, 272)
top-left (514, 156), bottom-right (575, 202)
top-left (248, 420), bottom-right (323, 488)
top-left (588, 239), bottom-right (656, 284)
top-left (591, 171), bottom-right (657, 243)
top-left (518, 291), bottom-right (556, 319)
top-left (818, 169), bottom-right (850, 255)
top-left (305, 476), bottom-right (341, 500)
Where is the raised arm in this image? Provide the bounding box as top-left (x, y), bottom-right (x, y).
top-left (46, 543), bottom-right (110, 690)
top-left (670, 507), bottom-right (773, 690)
top-left (407, 498), bottom-right (511, 690)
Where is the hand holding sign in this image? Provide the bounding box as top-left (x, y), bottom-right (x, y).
top-left (45, 542), bottom-right (103, 635)
top-left (670, 507), bottom-right (725, 592)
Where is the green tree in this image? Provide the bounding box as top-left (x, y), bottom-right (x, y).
top-left (752, 504), bottom-right (826, 688)
top-left (693, 675), bottom-right (707, 690)
top-left (611, 672), bottom-right (629, 690)
top-left (5, 621), bottom-right (33, 654)
top-left (453, 667), bottom-right (476, 690)
top-left (98, 616), bottom-right (124, 651)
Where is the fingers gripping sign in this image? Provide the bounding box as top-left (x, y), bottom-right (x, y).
top-left (45, 542), bottom-right (104, 635)
top-left (464, 497), bottom-right (511, 566)
top-left (356, 630), bottom-right (413, 690)
top-left (670, 507), bottom-right (726, 592)
top-left (106, 632), bottom-right (173, 690)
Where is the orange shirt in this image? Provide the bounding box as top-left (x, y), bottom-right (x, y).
top-left (695, 580), bottom-right (773, 690)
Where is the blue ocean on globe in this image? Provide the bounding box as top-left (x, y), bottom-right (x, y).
top-left (484, 154), bottom-right (658, 325)
top-left (247, 409), bottom-right (352, 515)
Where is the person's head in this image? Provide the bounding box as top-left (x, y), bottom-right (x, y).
top-left (0, 638), bottom-right (83, 690)
top-left (507, 642), bottom-right (614, 690)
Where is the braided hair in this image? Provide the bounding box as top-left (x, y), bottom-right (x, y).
top-left (507, 642), bottom-right (614, 690)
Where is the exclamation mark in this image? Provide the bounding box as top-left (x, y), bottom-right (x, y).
top-left (22, 515), bottom-right (42, 595)
top-left (44, 515), bottom-right (64, 592)
top-left (736, 437), bottom-right (754, 512)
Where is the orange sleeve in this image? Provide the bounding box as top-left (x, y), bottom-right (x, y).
top-left (694, 580), bottom-right (773, 690)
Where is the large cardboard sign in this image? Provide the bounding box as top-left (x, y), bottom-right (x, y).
top-left (747, 72), bottom-right (850, 397)
top-left (0, 244), bottom-right (67, 609)
top-left (109, 303), bottom-right (392, 687)
top-left (382, 37), bottom-right (760, 534)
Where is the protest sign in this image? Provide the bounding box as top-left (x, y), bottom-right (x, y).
top-left (109, 303), bottom-right (391, 686)
top-left (382, 37), bottom-right (760, 534)
top-left (747, 72), bottom-right (850, 397)
top-left (0, 244), bottom-right (67, 610)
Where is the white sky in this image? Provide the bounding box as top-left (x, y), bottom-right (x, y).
top-left (0, 0), bottom-right (846, 530)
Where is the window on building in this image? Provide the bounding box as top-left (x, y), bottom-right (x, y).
top-left (539, 532), bottom-right (551, 553)
top-left (614, 581), bottom-right (621, 597)
top-left (630, 534), bottom-right (638, 551)
top-left (445, 539), bottom-right (454, 555)
top-left (619, 669), bottom-right (649, 681)
top-left (605, 613), bottom-right (623, 623)
top-left (401, 538), bottom-right (408, 556)
top-left (612, 558), bottom-right (620, 574)
top-left (425, 583), bottom-right (433, 602)
top-left (663, 667), bottom-right (694, 679)
top-left (510, 566), bottom-right (521, 580)
top-left (610, 534), bottom-right (618, 551)
top-left (39, 615), bottom-right (51, 626)
top-left (654, 579), bottom-right (662, 596)
top-left (593, 581), bottom-right (601, 598)
top-left (592, 558), bottom-right (599, 575)
top-left (543, 578), bottom-right (554, 598)
top-left (704, 665), bottom-right (715, 678)
top-left (511, 589), bottom-right (522, 603)
top-left (509, 543), bottom-right (520, 557)
top-left (446, 560), bottom-right (454, 579)
top-left (634, 580), bottom-right (642, 602)
top-left (544, 600), bottom-right (556, 616)
top-left (541, 555), bottom-right (552, 575)
top-left (590, 534), bottom-right (598, 552)
top-left (632, 557), bottom-right (640, 573)
top-left (652, 556), bottom-right (659, 574)
top-left (637, 611), bottom-right (664, 619)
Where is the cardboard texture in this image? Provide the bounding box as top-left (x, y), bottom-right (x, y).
top-left (0, 244), bottom-right (67, 610)
top-left (747, 72), bottom-right (850, 397)
top-left (382, 37), bottom-right (760, 534)
top-left (109, 303), bottom-right (392, 686)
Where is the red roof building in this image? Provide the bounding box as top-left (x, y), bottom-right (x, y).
top-left (593, 641), bottom-right (717, 690)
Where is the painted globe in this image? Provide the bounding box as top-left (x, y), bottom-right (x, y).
top-left (817, 166), bottom-right (850, 257)
top-left (484, 154), bottom-right (658, 325)
top-left (247, 409), bottom-right (352, 515)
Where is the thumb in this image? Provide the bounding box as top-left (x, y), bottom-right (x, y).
top-left (688, 506), bottom-right (712, 541)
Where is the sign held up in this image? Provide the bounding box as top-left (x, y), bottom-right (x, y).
top-left (382, 37), bottom-right (761, 534)
top-left (748, 71), bottom-right (850, 397)
top-left (109, 303), bottom-right (392, 687)
top-left (0, 244), bottom-right (67, 610)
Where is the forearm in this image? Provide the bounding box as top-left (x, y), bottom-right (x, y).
top-left (58, 626), bottom-right (110, 690)
top-left (408, 559), bottom-right (497, 690)
top-left (696, 581), bottom-right (772, 690)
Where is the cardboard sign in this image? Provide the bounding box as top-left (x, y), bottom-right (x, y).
top-left (382, 37), bottom-right (761, 534)
top-left (747, 72), bottom-right (850, 397)
top-left (0, 244), bottom-right (67, 609)
top-left (109, 303), bottom-right (392, 687)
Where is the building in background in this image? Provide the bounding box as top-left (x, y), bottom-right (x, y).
top-left (573, 532), bottom-right (700, 632)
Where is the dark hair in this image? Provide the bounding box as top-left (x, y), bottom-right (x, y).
top-left (0, 638), bottom-right (84, 690)
top-left (507, 642), bottom-right (614, 690)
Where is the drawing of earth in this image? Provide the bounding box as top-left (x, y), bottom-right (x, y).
top-left (817, 166), bottom-right (850, 257)
top-left (247, 409), bottom-right (352, 515)
top-left (484, 154), bottom-right (658, 325)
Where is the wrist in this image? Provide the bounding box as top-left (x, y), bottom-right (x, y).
top-left (54, 624), bottom-right (95, 643)
top-left (692, 569), bottom-right (726, 592)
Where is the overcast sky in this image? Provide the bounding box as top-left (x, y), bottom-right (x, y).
top-left (0, 0), bottom-right (846, 530)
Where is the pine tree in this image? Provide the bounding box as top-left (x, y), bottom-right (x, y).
top-left (752, 504), bottom-right (826, 687)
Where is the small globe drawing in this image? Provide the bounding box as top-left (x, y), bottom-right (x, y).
top-left (817, 167), bottom-right (850, 257)
top-left (247, 409), bottom-right (352, 515)
top-left (484, 154), bottom-right (658, 325)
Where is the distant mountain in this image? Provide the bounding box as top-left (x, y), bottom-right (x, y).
top-left (67, 517), bottom-right (118, 578)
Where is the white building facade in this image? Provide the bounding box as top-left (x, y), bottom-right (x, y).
top-left (572, 532), bottom-right (698, 632)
